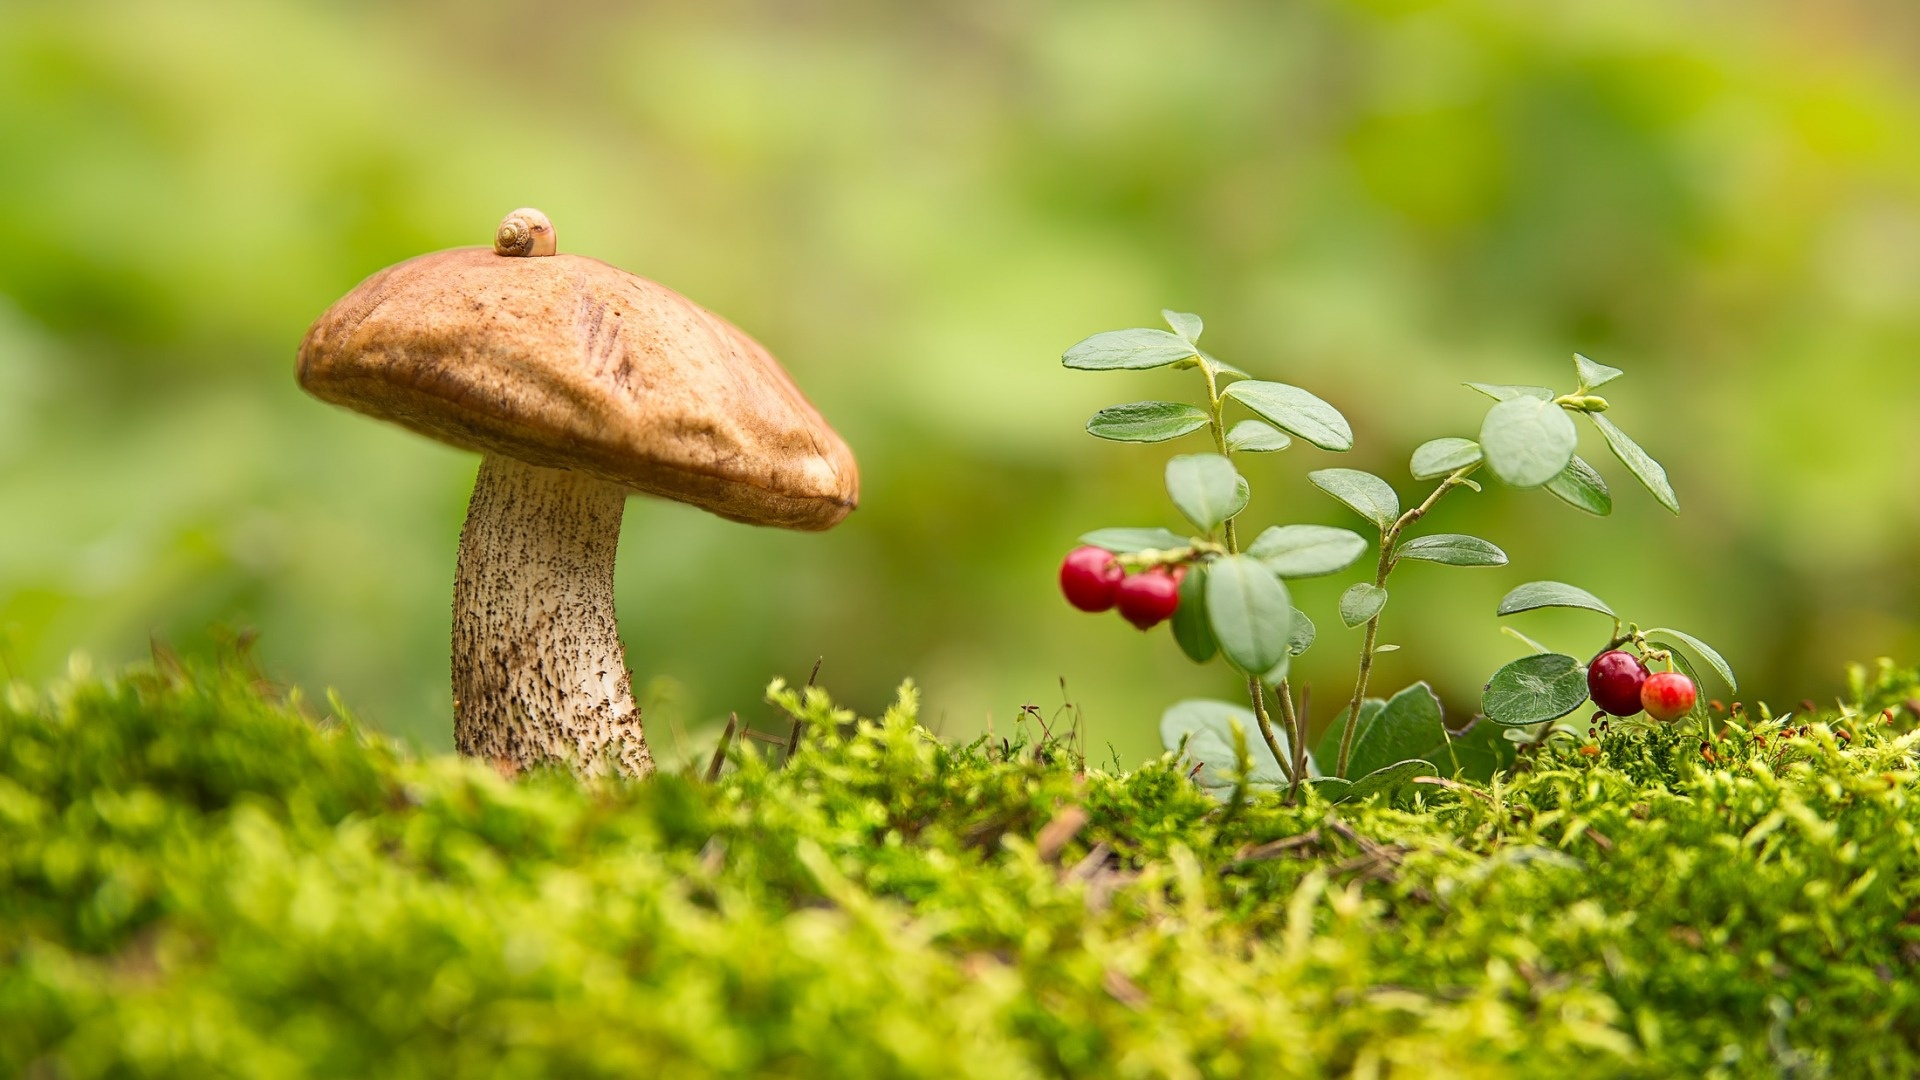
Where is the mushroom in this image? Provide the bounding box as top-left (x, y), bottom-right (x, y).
top-left (296, 209), bottom-right (859, 778)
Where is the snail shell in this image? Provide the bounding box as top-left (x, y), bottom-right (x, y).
top-left (494, 208), bottom-right (556, 257)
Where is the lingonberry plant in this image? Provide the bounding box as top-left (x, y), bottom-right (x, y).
top-left (1059, 311), bottom-right (1736, 802)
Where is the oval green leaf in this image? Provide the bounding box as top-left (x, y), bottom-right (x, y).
top-left (1480, 396), bottom-right (1578, 488)
top-left (1165, 454), bottom-right (1242, 533)
top-left (1226, 419), bottom-right (1292, 453)
top-left (1246, 524), bottom-right (1369, 578)
top-left (1574, 353), bottom-right (1623, 390)
top-left (1544, 455), bottom-right (1612, 516)
top-left (1170, 565), bottom-right (1217, 664)
top-left (1496, 580), bottom-right (1616, 618)
top-left (1646, 627), bottom-right (1737, 693)
top-left (1336, 760), bottom-right (1434, 804)
top-left (1309, 469), bottom-right (1400, 530)
top-left (1287, 608), bottom-right (1316, 656)
top-left (1449, 717), bottom-right (1518, 783)
top-left (1162, 310), bottom-right (1203, 343)
top-left (1085, 401), bottom-right (1210, 443)
top-left (1342, 682), bottom-right (1450, 780)
top-left (1482, 653), bottom-right (1590, 727)
top-left (1079, 527), bottom-right (1189, 554)
top-left (1062, 327), bottom-right (1199, 371)
top-left (1410, 438), bottom-right (1483, 480)
top-left (1197, 351), bottom-right (1249, 381)
top-left (1395, 533), bottom-right (1508, 568)
top-left (1590, 413), bottom-right (1679, 515)
top-left (1223, 381), bottom-right (1354, 451)
top-left (1205, 555), bottom-right (1293, 675)
top-left (1228, 475), bottom-right (1251, 520)
top-left (1339, 582), bottom-right (1387, 628)
top-left (1465, 382), bottom-right (1554, 402)
top-left (1159, 698), bottom-right (1287, 789)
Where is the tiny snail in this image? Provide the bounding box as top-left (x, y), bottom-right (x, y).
top-left (494, 208), bottom-right (556, 257)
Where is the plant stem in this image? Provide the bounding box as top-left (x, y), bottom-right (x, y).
top-left (1203, 362), bottom-right (1285, 775)
top-left (1276, 678), bottom-right (1304, 801)
top-left (1333, 463), bottom-right (1481, 778)
top-left (1249, 677), bottom-right (1293, 786)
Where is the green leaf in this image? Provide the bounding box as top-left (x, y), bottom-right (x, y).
top-left (1409, 438), bottom-right (1482, 480)
top-left (1205, 555), bottom-right (1293, 675)
top-left (1316, 698), bottom-right (1384, 775)
top-left (1646, 627), bottom-right (1737, 693)
top-left (1574, 353), bottom-right (1623, 389)
top-left (1449, 717), bottom-right (1518, 783)
top-left (1225, 419), bottom-right (1292, 453)
top-left (1228, 475), bottom-right (1251, 520)
top-left (1543, 455), bottom-right (1612, 516)
top-left (1287, 608), bottom-right (1316, 656)
top-left (1165, 454), bottom-right (1242, 533)
top-left (1079, 527), bottom-right (1189, 554)
top-left (1246, 524), bottom-right (1369, 578)
top-left (1309, 469), bottom-right (1399, 529)
top-left (1304, 776), bottom-right (1352, 799)
top-left (1483, 653), bottom-right (1590, 727)
top-left (1162, 310), bottom-right (1203, 343)
top-left (1465, 382), bottom-right (1554, 402)
top-left (1479, 396), bottom-right (1578, 488)
top-left (1085, 401), bottom-right (1210, 443)
top-left (1062, 327), bottom-right (1199, 371)
top-left (1223, 381), bottom-right (1354, 451)
top-left (1496, 580), bottom-right (1616, 618)
top-left (1340, 582), bottom-right (1387, 628)
top-left (1336, 760), bottom-right (1434, 804)
top-left (1159, 699), bottom-right (1288, 789)
top-left (1197, 351), bottom-right (1249, 381)
top-left (1169, 564), bottom-right (1217, 664)
top-left (1395, 533), bottom-right (1508, 568)
top-left (1342, 682), bottom-right (1450, 780)
top-left (1589, 413), bottom-right (1679, 514)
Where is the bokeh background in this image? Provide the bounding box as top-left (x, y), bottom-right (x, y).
top-left (3, 0), bottom-right (1918, 767)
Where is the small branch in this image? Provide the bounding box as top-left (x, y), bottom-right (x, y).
top-left (704, 712), bottom-right (738, 783)
top-left (1276, 678), bottom-right (1303, 802)
top-left (1249, 678), bottom-right (1295, 786)
top-left (1335, 464), bottom-right (1480, 777)
top-left (783, 656), bottom-right (824, 764)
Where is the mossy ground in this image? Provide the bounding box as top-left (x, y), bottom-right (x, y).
top-left (4, 658), bottom-right (1920, 1078)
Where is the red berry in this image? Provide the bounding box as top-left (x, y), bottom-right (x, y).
top-left (1115, 568), bottom-right (1182, 630)
top-left (1641, 672), bottom-right (1698, 722)
top-left (1059, 546), bottom-right (1124, 612)
top-left (1587, 650), bottom-right (1650, 717)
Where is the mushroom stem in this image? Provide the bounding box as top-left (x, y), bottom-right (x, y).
top-left (452, 454), bottom-right (651, 777)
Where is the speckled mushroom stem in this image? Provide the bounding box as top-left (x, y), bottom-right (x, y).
top-left (452, 454), bottom-right (652, 778)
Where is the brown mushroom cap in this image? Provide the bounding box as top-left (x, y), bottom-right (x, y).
top-left (297, 248), bottom-right (858, 530)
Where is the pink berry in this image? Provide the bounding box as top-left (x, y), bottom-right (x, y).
top-left (1115, 568), bottom-right (1182, 630)
top-left (1059, 546), bottom-right (1123, 612)
top-left (1587, 650), bottom-right (1649, 717)
top-left (1641, 672), bottom-right (1698, 722)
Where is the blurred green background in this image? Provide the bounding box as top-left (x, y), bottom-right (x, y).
top-left (2, 0), bottom-right (1917, 768)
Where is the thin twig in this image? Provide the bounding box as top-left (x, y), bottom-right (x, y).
top-left (1336, 465), bottom-right (1478, 777)
top-left (1248, 678), bottom-right (1295, 786)
top-left (704, 712), bottom-right (738, 783)
top-left (783, 656), bottom-right (824, 764)
top-left (1035, 804), bottom-right (1090, 864)
top-left (1410, 775), bottom-right (1495, 804)
top-left (1275, 679), bottom-right (1302, 802)
top-left (1232, 829), bottom-right (1322, 864)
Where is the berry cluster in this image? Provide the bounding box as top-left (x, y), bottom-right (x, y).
top-left (1587, 649), bottom-right (1698, 722)
top-left (1059, 546), bottom-right (1185, 630)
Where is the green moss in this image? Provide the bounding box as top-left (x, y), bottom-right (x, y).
top-left (3, 660), bottom-right (1920, 1078)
